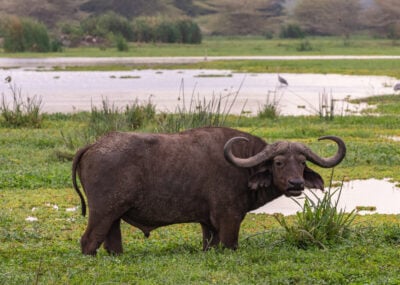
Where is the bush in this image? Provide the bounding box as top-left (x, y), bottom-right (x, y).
top-left (115, 34), bottom-right (129, 51)
top-left (176, 19), bottom-right (202, 43)
top-left (81, 11), bottom-right (133, 41)
top-left (132, 17), bottom-right (202, 44)
top-left (154, 21), bottom-right (181, 43)
top-left (280, 23), bottom-right (305, 39)
top-left (131, 18), bottom-right (154, 42)
top-left (296, 39), bottom-right (313, 51)
top-left (3, 16), bottom-right (50, 52)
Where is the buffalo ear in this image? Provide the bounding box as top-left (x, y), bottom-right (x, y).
top-left (248, 166), bottom-right (271, 191)
top-left (304, 166), bottom-right (324, 191)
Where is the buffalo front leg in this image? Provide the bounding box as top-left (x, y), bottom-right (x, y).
top-left (104, 218), bottom-right (123, 255)
top-left (201, 223), bottom-right (220, 250)
top-left (217, 216), bottom-right (243, 250)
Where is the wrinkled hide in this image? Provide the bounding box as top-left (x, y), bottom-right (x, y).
top-left (72, 127), bottom-right (345, 255)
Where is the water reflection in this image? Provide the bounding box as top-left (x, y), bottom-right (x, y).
top-left (252, 179), bottom-right (400, 215)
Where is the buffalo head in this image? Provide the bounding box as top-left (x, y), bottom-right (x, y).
top-left (224, 136), bottom-right (346, 197)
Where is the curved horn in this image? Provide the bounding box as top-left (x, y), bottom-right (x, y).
top-left (302, 136), bottom-right (346, 168)
top-left (224, 136), bottom-right (276, 168)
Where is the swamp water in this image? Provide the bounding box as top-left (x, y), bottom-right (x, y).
top-left (252, 179), bottom-right (400, 215)
top-left (1, 69), bottom-right (397, 115)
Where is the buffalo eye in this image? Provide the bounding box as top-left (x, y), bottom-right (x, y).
top-left (274, 159), bottom-right (284, 168)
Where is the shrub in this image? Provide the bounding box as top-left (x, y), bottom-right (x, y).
top-left (131, 18), bottom-right (154, 42)
top-left (176, 19), bottom-right (202, 43)
top-left (154, 21), bottom-right (180, 43)
top-left (81, 11), bottom-right (133, 41)
top-left (296, 39), bottom-right (313, 51)
top-left (280, 23), bottom-right (305, 39)
top-left (115, 34), bottom-right (129, 51)
top-left (3, 16), bottom-right (50, 52)
top-left (132, 17), bottom-right (202, 44)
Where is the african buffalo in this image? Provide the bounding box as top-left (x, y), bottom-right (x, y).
top-left (72, 127), bottom-right (346, 255)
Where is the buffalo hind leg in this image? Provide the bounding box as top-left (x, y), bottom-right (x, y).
top-left (81, 211), bottom-right (119, 255)
top-left (104, 218), bottom-right (123, 255)
top-left (201, 223), bottom-right (220, 250)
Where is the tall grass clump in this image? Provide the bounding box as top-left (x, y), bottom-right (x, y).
top-left (258, 89), bottom-right (281, 119)
top-left (85, 98), bottom-right (156, 141)
top-left (275, 177), bottom-right (356, 249)
top-left (158, 80), bottom-right (243, 133)
top-left (318, 91), bottom-right (342, 120)
top-left (57, 98), bottom-right (156, 160)
top-left (0, 82), bottom-right (43, 128)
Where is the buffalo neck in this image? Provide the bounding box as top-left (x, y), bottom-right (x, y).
top-left (247, 186), bottom-right (282, 212)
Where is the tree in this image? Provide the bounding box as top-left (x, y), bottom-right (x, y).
top-left (3, 16), bottom-right (50, 52)
top-left (362, 0), bottom-right (400, 38)
top-left (294, 0), bottom-right (362, 36)
top-left (208, 0), bottom-right (286, 35)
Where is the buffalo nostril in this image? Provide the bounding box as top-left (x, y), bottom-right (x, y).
top-left (288, 179), bottom-right (304, 189)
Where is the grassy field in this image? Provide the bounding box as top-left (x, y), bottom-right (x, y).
top-left (4, 36), bottom-right (400, 78)
top-left (2, 36), bottom-right (400, 58)
top-left (0, 93), bottom-right (400, 284)
top-left (1, 36), bottom-right (400, 283)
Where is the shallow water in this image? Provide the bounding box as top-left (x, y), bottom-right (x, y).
top-left (0, 68), bottom-right (396, 115)
top-left (252, 179), bottom-right (400, 215)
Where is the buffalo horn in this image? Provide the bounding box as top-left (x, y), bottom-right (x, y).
top-left (224, 136), bottom-right (277, 168)
top-left (302, 136), bottom-right (346, 168)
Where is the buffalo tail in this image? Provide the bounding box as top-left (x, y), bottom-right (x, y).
top-left (72, 145), bottom-right (90, 216)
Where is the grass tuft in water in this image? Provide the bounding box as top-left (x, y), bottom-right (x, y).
top-left (157, 78), bottom-right (245, 133)
top-left (274, 174), bottom-right (356, 249)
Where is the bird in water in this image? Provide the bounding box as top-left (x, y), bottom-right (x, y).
top-left (278, 74), bottom-right (288, 86)
top-left (4, 76), bottom-right (11, 83)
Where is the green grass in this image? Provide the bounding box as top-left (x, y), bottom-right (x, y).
top-left (3, 36), bottom-right (400, 78)
top-left (2, 36), bottom-right (400, 58)
top-left (1, 188), bottom-right (399, 284)
top-left (1, 93), bottom-right (400, 284)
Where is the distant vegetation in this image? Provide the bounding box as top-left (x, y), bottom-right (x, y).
top-left (0, 12), bottom-right (202, 52)
top-left (0, 0), bottom-right (400, 52)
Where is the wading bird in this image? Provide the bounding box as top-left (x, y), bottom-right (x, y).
top-left (278, 74), bottom-right (288, 86)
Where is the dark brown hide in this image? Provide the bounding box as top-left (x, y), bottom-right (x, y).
top-left (72, 127), bottom-right (345, 255)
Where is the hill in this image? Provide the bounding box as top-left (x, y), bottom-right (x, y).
top-left (0, 0), bottom-right (286, 35)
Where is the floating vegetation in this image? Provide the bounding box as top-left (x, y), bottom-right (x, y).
top-left (356, 206), bottom-right (377, 212)
top-left (194, 73), bottom-right (232, 78)
top-left (119, 75), bottom-right (140, 79)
